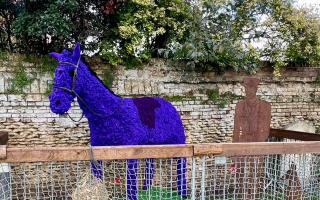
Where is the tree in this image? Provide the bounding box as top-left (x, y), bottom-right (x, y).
top-left (99, 0), bottom-right (192, 67)
top-left (161, 0), bottom-right (320, 73)
top-left (264, 4), bottom-right (320, 70)
top-left (12, 0), bottom-right (106, 54)
top-left (0, 0), bottom-right (22, 51)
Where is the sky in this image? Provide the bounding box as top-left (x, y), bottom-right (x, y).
top-left (295, 0), bottom-right (320, 8)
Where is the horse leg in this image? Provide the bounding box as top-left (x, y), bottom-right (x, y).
top-left (143, 158), bottom-right (155, 190)
top-left (127, 159), bottom-right (139, 200)
top-left (90, 160), bottom-right (103, 179)
top-left (177, 157), bottom-right (187, 197)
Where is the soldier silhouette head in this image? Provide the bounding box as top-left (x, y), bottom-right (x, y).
top-left (242, 77), bottom-right (260, 100)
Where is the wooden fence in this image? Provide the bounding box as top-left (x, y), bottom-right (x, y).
top-left (0, 142), bottom-right (319, 200)
top-left (1, 141), bottom-right (320, 162)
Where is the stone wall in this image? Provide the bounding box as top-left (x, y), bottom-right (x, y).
top-left (1, 59), bottom-right (320, 147)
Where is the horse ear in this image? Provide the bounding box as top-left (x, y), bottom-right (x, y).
top-left (72, 42), bottom-right (81, 61)
top-left (49, 52), bottom-right (61, 60)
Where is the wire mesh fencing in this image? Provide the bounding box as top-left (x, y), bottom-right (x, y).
top-left (192, 154), bottom-right (320, 200)
top-left (0, 144), bottom-right (319, 200)
top-left (0, 158), bottom-right (191, 200)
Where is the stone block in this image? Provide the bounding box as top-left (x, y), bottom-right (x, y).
top-left (30, 79), bottom-right (40, 93)
top-left (0, 94), bottom-right (7, 101)
top-left (26, 94), bottom-right (42, 102)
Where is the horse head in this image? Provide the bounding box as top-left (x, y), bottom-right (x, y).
top-left (48, 43), bottom-right (82, 114)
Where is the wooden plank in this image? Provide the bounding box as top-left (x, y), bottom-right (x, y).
top-left (0, 145), bottom-right (6, 159)
top-left (2, 145), bottom-right (193, 163)
top-left (270, 128), bottom-right (320, 141)
top-left (194, 141), bottom-right (320, 156)
top-left (3, 141), bottom-right (320, 163)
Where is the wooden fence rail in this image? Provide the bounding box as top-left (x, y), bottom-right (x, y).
top-left (1, 141), bottom-right (320, 163)
top-left (270, 128), bottom-right (320, 141)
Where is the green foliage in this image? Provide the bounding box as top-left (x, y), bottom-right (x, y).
top-left (12, 0), bottom-right (77, 54)
top-left (207, 89), bottom-right (243, 108)
top-left (164, 90), bottom-right (196, 102)
top-left (207, 89), bottom-right (227, 108)
top-left (6, 66), bottom-right (34, 94)
top-left (0, 51), bottom-right (8, 60)
top-left (99, 0), bottom-right (191, 68)
top-left (160, 0), bottom-right (320, 73)
top-left (262, 3), bottom-right (320, 75)
top-left (315, 76), bottom-right (320, 86)
top-left (1, 0), bottom-right (320, 73)
top-left (138, 187), bottom-right (190, 200)
top-left (102, 68), bottom-right (115, 88)
top-left (164, 95), bottom-right (185, 102)
top-left (11, 0), bottom-right (105, 54)
top-left (0, 0), bottom-right (20, 51)
top-left (44, 82), bottom-right (52, 97)
top-left (22, 55), bottom-right (57, 74)
top-left (207, 89), bottom-right (220, 102)
top-left (160, 0), bottom-right (263, 72)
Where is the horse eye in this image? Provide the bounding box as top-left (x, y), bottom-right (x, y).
top-left (69, 70), bottom-right (75, 77)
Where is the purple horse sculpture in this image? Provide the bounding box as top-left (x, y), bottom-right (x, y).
top-left (48, 43), bottom-right (187, 200)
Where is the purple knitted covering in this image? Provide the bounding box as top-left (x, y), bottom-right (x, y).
top-left (133, 97), bottom-right (160, 128)
top-left (48, 43), bottom-right (187, 200)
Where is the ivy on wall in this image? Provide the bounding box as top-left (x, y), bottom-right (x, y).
top-left (206, 89), bottom-right (243, 108)
top-left (6, 66), bottom-right (34, 95)
top-left (102, 67), bottom-right (115, 89)
top-left (164, 91), bottom-right (196, 102)
top-left (315, 76), bottom-right (320, 86)
top-left (1, 54), bottom-right (57, 95)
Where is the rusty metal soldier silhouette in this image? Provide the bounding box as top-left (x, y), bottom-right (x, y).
top-left (232, 77), bottom-right (271, 200)
top-left (233, 77), bottom-right (271, 142)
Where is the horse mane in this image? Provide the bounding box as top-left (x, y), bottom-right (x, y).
top-left (81, 57), bottom-right (121, 98)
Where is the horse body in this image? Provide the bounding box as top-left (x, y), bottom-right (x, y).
top-left (49, 43), bottom-right (187, 200)
top-left (88, 97), bottom-right (185, 146)
top-left (74, 61), bottom-right (185, 146)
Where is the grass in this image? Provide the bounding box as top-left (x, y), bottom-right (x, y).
top-left (138, 187), bottom-right (189, 200)
top-left (110, 187), bottom-right (320, 200)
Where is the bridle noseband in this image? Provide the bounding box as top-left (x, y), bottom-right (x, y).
top-left (54, 57), bottom-right (104, 122)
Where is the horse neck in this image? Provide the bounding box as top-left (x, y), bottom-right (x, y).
top-left (75, 62), bottom-right (121, 118)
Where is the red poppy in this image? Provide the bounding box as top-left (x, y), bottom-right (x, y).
top-left (114, 175), bottom-right (122, 185)
top-left (229, 163), bottom-right (237, 174)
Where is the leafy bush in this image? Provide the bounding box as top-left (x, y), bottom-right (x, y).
top-left (1, 0), bottom-right (320, 74)
top-left (12, 0), bottom-right (77, 54)
top-left (265, 5), bottom-right (320, 72)
top-left (160, 0), bottom-right (320, 74)
top-left (0, 0), bottom-right (21, 51)
top-left (12, 0), bottom-right (105, 54)
top-left (99, 0), bottom-right (191, 68)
